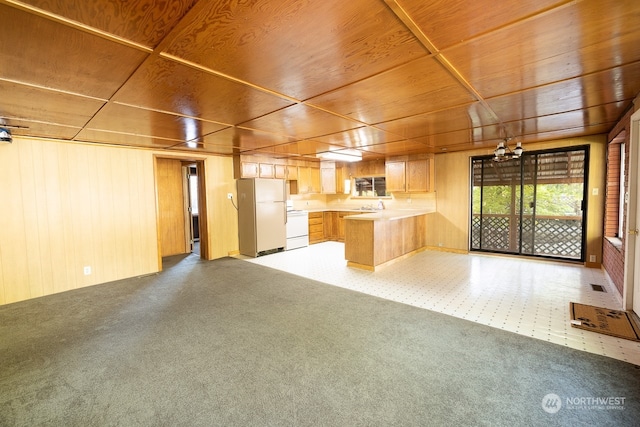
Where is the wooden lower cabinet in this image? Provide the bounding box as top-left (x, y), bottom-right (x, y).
top-left (312, 211), bottom-right (362, 244)
top-left (345, 214), bottom-right (428, 269)
top-left (323, 212), bottom-right (338, 240)
top-left (308, 212), bottom-right (325, 244)
top-left (337, 212), bottom-right (358, 240)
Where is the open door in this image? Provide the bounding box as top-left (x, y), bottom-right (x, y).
top-left (183, 163), bottom-right (201, 255)
top-left (155, 157), bottom-right (208, 269)
top-left (156, 158), bottom-right (188, 257)
top-left (624, 109), bottom-right (640, 314)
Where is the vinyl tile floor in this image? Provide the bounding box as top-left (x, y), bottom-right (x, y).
top-left (239, 242), bottom-right (640, 366)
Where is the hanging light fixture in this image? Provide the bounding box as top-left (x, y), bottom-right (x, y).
top-left (493, 138), bottom-right (523, 162)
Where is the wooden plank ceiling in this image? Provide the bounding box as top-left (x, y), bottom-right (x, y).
top-left (1, 0), bottom-right (640, 161)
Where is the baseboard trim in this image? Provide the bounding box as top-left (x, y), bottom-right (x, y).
top-left (347, 247), bottom-right (430, 271)
top-left (424, 246), bottom-right (469, 254)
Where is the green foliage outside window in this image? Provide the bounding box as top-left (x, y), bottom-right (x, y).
top-left (473, 183), bottom-right (583, 216)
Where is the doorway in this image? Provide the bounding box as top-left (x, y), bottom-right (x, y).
top-left (624, 109), bottom-right (640, 314)
top-left (155, 157), bottom-right (208, 268)
top-left (471, 146), bottom-right (589, 261)
top-left (185, 163), bottom-right (200, 255)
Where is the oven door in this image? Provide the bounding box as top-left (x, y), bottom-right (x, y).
top-left (286, 211), bottom-right (309, 249)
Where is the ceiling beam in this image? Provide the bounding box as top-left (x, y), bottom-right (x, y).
top-left (384, 0), bottom-right (507, 138)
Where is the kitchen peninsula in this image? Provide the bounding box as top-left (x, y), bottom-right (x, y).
top-left (344, 209), bottom-right (434, 270)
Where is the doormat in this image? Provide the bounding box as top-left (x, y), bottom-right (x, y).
top-left (570, 303), bottom-right (640, 342)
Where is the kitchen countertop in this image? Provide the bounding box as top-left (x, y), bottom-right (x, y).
top-left (343, 208), bottom-right (434, 221)
top-left (305, 207), bottom-right (434, 220)
top-left (305, 208), bottom-right (365, 213)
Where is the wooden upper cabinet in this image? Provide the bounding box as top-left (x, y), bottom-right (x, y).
top-left (310, 167), bottom-right (321, 193)
top-left (386, 161), bottom-right (406, 192)
top-left (259, 163), bottom-right (275, 178)
top-left (287, 165), bottom-right (298, 180)
top-left (407, 159), bottom-right (429, 192)
top-left (385, 156), bottom-right (434, 193)
top-left (352, 159), bottom-right (385, 177)
top-left (274, 164), bottom-right (287, 179)
top-left (297, 166), bottom-right (311, 193)
top-left (320, 161), bottom-right (337, 194)
top-left (240, 162), bottom-right (259, 178)
top-left (335, 166), bottom-right (345, 194)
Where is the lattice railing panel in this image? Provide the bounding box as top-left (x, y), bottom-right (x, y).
top-left (531, 218), bottom-right (582, 258)
top-left (472, 215), bottom-right (582, 259)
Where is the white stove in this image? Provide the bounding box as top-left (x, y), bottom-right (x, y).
top-left (286, 209), bottom-right (309, 250)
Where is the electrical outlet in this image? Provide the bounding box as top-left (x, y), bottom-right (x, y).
top-left (589, 255), bottom-right (596, 263)
top-left (83, 266), bottom-right (92, 275)
top-left (227, 193), bottom-right (233, 199)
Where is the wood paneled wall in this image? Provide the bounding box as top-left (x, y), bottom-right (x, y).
top-left (155, 158), bottom-right (187, 257)
top-left (0, 138), bottom-right (159, 305)
top-left (204, 155), bottom-right (239, 259)
top-left (425, 150), bottom-right (470, 251)
top-left (0, 138), bottom-right (242, 305)
top-left (427, 135), bottom-right (607, 266)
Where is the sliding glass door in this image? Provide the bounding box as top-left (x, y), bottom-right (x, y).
top-left (471, 147), bottom-right (588, 261)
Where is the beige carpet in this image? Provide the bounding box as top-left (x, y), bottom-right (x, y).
top-left (570, 302), bottom-right (640, 342)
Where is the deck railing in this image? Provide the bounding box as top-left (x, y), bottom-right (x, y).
top-left (471, 214), bottom-right (583, 259)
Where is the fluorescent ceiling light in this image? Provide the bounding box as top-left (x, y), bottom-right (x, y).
top-left (317, 149), bottom-right (362, 162)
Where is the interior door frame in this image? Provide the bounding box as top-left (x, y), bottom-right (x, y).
top-left (154, 155), bottom-right (208, 271)
top-left (623, 107), bottom-right (640, 312)
top-left (182, 164), bottom-right (193, 253)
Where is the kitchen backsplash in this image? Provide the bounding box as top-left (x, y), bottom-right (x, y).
top-left (289, 192), bottom-right (436, 211)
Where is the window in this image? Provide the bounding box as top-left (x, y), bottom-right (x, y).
top-left (189, 169), bottom-right (199, 215)
top-left (353, 177), bottom-right (388, 197)
top-left (618, 143), bottom-right (626, 238)
top-left (604, 131), bottom-right (626, 243)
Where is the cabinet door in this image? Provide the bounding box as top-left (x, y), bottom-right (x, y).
top-left (336, 166), bottom-right (345, 194)
top-left (321, 168), bottom-right (337, 194)
top-left (323, 212), bottom-right (335, 239)
top-left (337, 212), bottom-right (348, 241)
top-left (310, 167), bottom-right (321, 193)
top-left (287, 166), bottom-right (298, 180)
top-left (339, 212), bottom-right (361, 241)
top-left (274, 164), bottom-right (287, 179)
top-left (386, 161), bottom-right (406, 192)
top-left (407, 159), bottom-right (428, 192)
top-left (241, 162), bottom-right (259, 178)
top-left (297, 167), bottom-right (311, 193)
top-left (259, 163), bottom-right (275, 178)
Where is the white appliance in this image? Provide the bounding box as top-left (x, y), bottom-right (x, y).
top-left (286, 210), bottom-right (309, 250)
top-left (237, 178), bottom-right (286, 257)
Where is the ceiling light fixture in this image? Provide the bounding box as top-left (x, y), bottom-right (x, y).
top-left (493, 138), bottom-right (523, 162)
top-left (317, 149), bottom-right (362, 163)
top-left (0, 127), bottom-right (12, 143)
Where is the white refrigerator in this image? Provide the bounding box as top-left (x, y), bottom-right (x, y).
top-left (237, 178), bottom-right (287, 257)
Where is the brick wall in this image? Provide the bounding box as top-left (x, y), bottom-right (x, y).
top-left (604, 141), bottom-right (621, 237)
top-left (603, 239), bottom-right (625, 295)
top-left (602, 107), bottom-right (634, 296)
